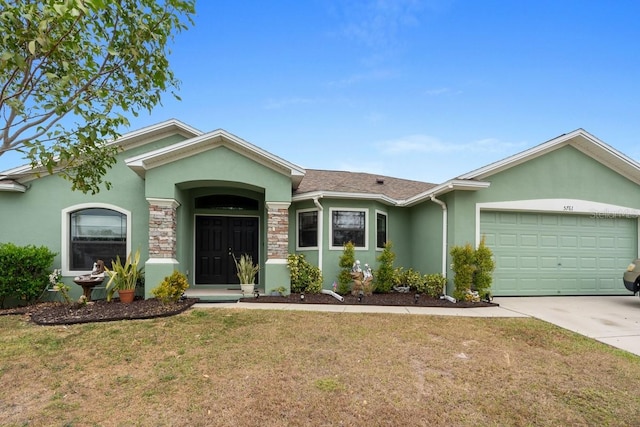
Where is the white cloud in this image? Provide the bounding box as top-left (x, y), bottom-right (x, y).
top-left (378, 134), bottom-right (526, 155)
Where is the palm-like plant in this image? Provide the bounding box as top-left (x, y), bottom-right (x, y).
top-left (105, 249), bottom-right (142, 302)
top-left (233, 254), bottom-right (259, 284)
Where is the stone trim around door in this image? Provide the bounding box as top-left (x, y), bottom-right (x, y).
top-left (148, 198), bottom-right (180, 258)
top-left (266, 202), bottom-right (290, 260)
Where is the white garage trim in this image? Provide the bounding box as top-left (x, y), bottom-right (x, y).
top-left (475, 199), bottom-right (640, 255)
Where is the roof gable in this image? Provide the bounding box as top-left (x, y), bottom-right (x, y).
top-left (125, 129), bottom-right (306, 187)
top-left (458, 129), bottom-right (640, 185)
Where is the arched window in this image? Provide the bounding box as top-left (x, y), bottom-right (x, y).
top-left (62, 205), bottom-right (130, 273)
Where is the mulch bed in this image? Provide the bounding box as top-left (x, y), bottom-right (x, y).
top-left (242, 292), bottom-right (497, 308)
top-left (0, 298), bottom-right (198, 326)
top-left (0, 293), bottom-right (497, 326)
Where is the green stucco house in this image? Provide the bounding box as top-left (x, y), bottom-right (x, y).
top-left (1, 120), bottom-right (639, 299)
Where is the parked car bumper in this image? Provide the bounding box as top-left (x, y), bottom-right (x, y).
top-left (623, 259), bottom-right (640, 293)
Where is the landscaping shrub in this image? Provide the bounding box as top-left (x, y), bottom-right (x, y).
top-left (287, 253), bottom-right (323, 294)
top-left (152, 270), bottom-right (189, 304)
top-left (450, 237), bottom-right (495, 301)
top-left (374, 241), bottom-right (395, 293)
top-left (0, 243), bottom-right (56, 308)
top-left (474, 236), bottom-right (495, 299)
top-left (336, 242), bottom-right (355, 295)
top-left (417, 273), bottom-right (447, 298)
top-left (450, 243), bottom-right (475, 301)
top-left (392, 267), bottom-right (423, 290)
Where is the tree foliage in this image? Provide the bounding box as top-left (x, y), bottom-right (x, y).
top-left (0, 0), bottom-right (195, 193)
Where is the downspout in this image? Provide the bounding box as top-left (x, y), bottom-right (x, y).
top-left (313, 196), bottom-right (324, 272)
top-left (430, 195), bottom-right (455, 302)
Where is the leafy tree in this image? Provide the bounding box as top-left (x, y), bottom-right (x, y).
top-left (0, 0), bottom-right (195, 193)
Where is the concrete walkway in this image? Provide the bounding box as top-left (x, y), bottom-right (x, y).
top-left (195, 295), bottom-right (640, 356)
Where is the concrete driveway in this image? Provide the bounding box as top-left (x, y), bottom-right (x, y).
top-left (494, 296), bottom-right (640, 357)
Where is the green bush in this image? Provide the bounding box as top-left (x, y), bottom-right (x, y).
top-left (374, 241), bottom-right (395, 293)
top-left (474, 236), bottom-right (495, 298)
top-left (450, 243), bottom-right (475, 301)
top-left (417, 273), bottom-right (446, 298)
top-left (392, 267), bottom-right (423, 290)
top-left (450, 237), bottom-right (495, 301)
top-left (336, 242), bottom-right (355, 295)
top-left (152, 271), bottom-right (189, 304)
top-left (0, 243), bottom-right (56, 308)
top-left (287, 254), bottom-right (323, 294)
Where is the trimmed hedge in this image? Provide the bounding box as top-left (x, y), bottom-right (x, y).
top-left (0, 243), bottom-right (56, 308)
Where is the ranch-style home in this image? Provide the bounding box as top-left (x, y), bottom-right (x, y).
top-left (1, 119), bottom-right (639, 300)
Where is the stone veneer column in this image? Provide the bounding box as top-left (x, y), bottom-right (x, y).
top-left (265, 202), bottom-right (291, 293)
top-left (266, 202), bottom-right (290, 259)
top-left (144, 198), bottom-right (180, 298)
top-left (148, 198), bottom-right (180, 258)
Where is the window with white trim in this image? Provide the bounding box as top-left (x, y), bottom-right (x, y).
top-left (330, 208), bottom-right (367, 248)
top-left (297, 209), bottom-right (318, 248)
top-left (62, 204), bottom-right (131, 274)
top-left (376, 211), bottom-right (387, 249)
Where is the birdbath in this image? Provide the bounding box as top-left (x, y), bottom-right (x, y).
top-left (73, 276), bottom-right (105, 301)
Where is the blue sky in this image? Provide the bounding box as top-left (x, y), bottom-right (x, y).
top-left (2, 0), bottom-right (640, 183)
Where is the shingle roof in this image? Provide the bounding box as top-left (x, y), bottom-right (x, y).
top-left (294, 169), bottom-right (437, 200)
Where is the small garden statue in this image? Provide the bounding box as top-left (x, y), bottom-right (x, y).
top-left (351, 260), bottom-right (374, 296)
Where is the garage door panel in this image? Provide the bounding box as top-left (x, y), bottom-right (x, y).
top-left (481, 211), bottom-right (636, 296)
top-left (617, 237), bottom-right (634, 249)
top-left (599, 236), bottom-right (615, 249)
top-left (495, 254), bottom-right (516, 267)
top-left (499, 234), bottom-right (517, 246)
top-left (520, 256), bottom-right (538, 269)
top-left (540, 257), bottom-right (559, 269)
top-left (580, 236), bottom-right (597, 248)
top-left (520, 234), bottom-right (538, 246)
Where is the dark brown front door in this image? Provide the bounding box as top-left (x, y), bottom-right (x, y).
top-left (195, 216), bottom-right (259, 284)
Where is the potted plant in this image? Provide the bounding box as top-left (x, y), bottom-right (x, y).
top-left (233, 253), bottom-right (259, 296)
top-left (105, 249), bottom-right (142, 303)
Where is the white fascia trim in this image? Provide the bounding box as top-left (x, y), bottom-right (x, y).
top-left (0, 119), bottom-right (203, 178)
top-left (459, 130), bottom-right (585, 180)
top-left (402, 180), bottom-right (491, 206)
top-left (125, 129), bottom-right (306, 182)
top-left (147, 198), bottom-right (181, 209)
top-left (110, 119), bottom-right (203, 151)
top-left (474, 198), bottom-right (640, 247)
top-left (0, 181), bottom-right (27, 192)
top-left (292, 191), bottom-right (398, 206)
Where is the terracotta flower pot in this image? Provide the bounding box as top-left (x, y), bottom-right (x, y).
top-left (118, 289), bottom-right (135, 304)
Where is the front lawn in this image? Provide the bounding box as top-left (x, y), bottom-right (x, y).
top-left (1, 308), bottom-right (639, 426)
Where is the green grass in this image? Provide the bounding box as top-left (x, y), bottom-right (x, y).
top-left (0, 308), bottom-right (639, 426)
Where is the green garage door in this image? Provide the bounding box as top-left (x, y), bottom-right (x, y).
top-left (481, 211), bottom-right (636, 296)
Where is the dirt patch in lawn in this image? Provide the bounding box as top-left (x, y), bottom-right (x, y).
top-left (0, 298), bottom-right (198, 325)
top-left (243, 292), bottom-right (497, 307)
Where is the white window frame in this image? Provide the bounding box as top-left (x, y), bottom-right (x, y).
top-left (375, 209), bottom-right (388, 250)
top-left (61, 203), bottom-right (132, 276)
top-left (329, 207), bottom-right (369, 250)
top-left (296, 208), bottom-right (319, 251)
